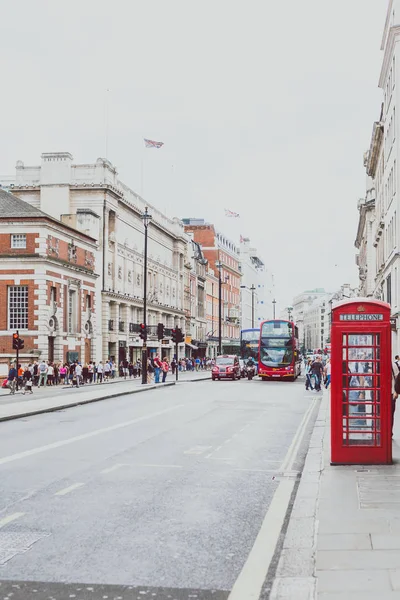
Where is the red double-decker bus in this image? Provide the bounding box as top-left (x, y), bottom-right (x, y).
top-left (258, 320), bottom-right (301, 381)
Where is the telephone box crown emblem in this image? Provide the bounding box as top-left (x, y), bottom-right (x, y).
top-left (357, 305), bottom-right (366, 312)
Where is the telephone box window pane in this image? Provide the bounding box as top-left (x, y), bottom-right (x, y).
top-left (348, 435), bottom-right (375, 446)
top-left (348, 348), bottom-right (375, 360)
top-left (348, 335), bottom-right (375, 346)
top-left (343, 334), bottom-right (347, 345)
top-left (343, 348), bottom-right (347, 360)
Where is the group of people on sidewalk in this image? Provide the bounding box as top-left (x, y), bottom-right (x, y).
top-left (5, 353), bottom-right (210, 395)
top-left (305, 355), bottom-right (331, 392)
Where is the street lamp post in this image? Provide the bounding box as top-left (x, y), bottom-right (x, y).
top-left (216, 261), bottom-right (222, 355)
top-left (287, 306), bottom-right (293, 322)
top-left (250, 285), bottom-right (256, 328)
top-left (241, 284), bottom-right (257, 329)
top-left (141, 207), bottom-right (152, 384)
top-left (272, 299), bottom-right (276, 320)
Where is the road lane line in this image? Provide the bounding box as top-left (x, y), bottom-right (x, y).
top-left (184, 445), bottom-right (212, 455)
top-left (0, 512), bottom-right (24, 528)
top-left (101, 464), bottom-right (128, 474)
top-left (132, 463), bottom-right (183, 469)
top-left (228, 480), bottom-right (295, 600)
top-left (0, 404), bottom-right (184, 467)
top-left (279, 398), bottom-right (317, 473)
top-left (54, 483), bottom-right (85, 496)
top-left (205, 445), bottom-right (222, 459)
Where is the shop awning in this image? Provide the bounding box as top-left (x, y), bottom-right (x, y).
top-left (185, 342), bottom-right (198, 350)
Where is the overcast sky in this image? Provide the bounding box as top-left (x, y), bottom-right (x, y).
top-left (0, 0), bottom-right (385, 312)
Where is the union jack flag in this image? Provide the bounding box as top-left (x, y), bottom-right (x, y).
top-left (144, 138), bottom-right (164, 149)
top-left (225, 209), bottom-right (240, 218)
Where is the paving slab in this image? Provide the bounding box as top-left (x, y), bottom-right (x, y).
top-left (317, 549), bottom-right (400, 571)
top-left (317, 569), bottom-right (392, 593)
top-left (317, 533), bottom-right (372, 551)
top-left (270, 576), bottom-right (316, 600)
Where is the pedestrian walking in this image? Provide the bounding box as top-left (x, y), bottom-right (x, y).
top-left (324, 359), bottom-right (331, 389)
top-left (161, 357), bottom-right (169, 383)
top-left (104, 361), bottom-right (111, 382)
top-left (88, 362), bottom-right (94, 383)
top-left (82, 363), bottom-right (89, 384)
top-left (171, 358), bottom-right (176, 375)
top-left (195, 357), bottom-right (200, 371)
top-left (97, 361), bottom-right (103, 383)
top-left (47, 362), bottom-right (54, 385)
top-left (311, 357), bottom-right (324, 392)
top-left (22, 365), bottom-right (33, 395)
top-left (7, 363), bottom-right (18, 395)
top-left (68, 363), bottom-right (76, 385)
top-left (38, 360), bottom-right (48, 388)
top-left (147, 357), bottom-right (154, 384)
top-left (75, 363), bottom-right (83, 387)
top-left (305, 359), bottom-right (314, 390)
top-left (153, 354), bottom-right (163, 383)
top-left (59, 364), bottom-right (67, 385)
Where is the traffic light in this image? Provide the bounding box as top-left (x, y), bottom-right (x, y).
top-left (12, 332), bottom-right (24, 350)
top-left (12, 332), bottom-right (19, 350)
top-left (172, 327), bottom-right (184, 344)
top-left (157, 322), bottom-right (165, 340)
top-left (139, 323), bottom-right (147, 342)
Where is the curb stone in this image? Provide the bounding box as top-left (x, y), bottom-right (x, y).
top-left (270, 394), bottom-right (328, 600)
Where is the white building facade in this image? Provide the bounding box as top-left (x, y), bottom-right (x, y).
top-left (239, 237), bottom-right (265, 331)
top-left (8, 152), bottom-right (188, 363)
top-left (292, 288), bottom-right (329, 350)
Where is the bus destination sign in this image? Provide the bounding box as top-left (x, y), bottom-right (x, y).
top-left (339, 314), bottom-right (384, 322)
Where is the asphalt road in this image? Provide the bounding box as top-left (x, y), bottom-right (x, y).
top-left (0, 377), bottom-right (319, 600)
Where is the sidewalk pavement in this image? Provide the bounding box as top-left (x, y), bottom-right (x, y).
top-left (0, 371), bottom-right (210, 422)
top-left (271, 390), bottom-right (400, 600)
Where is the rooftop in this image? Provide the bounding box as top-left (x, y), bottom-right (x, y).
top-left (0, 189), bottom-right (48, 218)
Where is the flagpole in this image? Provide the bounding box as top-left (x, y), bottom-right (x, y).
top-left (104, 88), bottom-right (110, 159)
top-left (140, 155), bottom-right (144, 197)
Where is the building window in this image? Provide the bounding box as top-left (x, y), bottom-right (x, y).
top-left (8, 286), bottom-right (28, 329)
top-left (86, 294), bottom-right (92, 310)
top-left (68, 289), bottom-right (76, 333)
top-left (50, 286), bottom-right (57, 303)
top-left (387, 274), bottom-right (392, 306)
top-left (11, 234), bottom-right (26, 249)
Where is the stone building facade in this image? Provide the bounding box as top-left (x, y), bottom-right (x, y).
top-left (8, 152), bottom-right (188, 363)
top-left (0, 190), bottom-right (97, 375)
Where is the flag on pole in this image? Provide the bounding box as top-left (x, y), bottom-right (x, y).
top-left (240, 234), bottom-right (244, 243)
top-left (225, 209), bottom-right (240, 218)
top-left (144, 138), bottom-right (164, 149)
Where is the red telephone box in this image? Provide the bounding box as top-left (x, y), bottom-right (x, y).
top-left (331, 299), bottom-right (392, 465)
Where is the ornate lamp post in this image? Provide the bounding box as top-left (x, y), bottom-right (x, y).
top-left (141, 207), bottom-right (152, 384)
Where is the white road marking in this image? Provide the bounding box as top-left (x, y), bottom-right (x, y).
top-left (279, 398), bottom-right (317, 473)
top-left (205, 445), bottom-right (222, 459)
top-left (55, 483), bottom-right (85, 496)
top-left (0, 512), bottom-right (24, 528)
top-left (132, 464), bottom-right (183, 469)
top-left (101, 464), bottom-right (127, 474)
top-left (184, 445), bottom-right (212, 455)
top-left (0, 405), bottom-right (184, 467)
top-left (228, 480), bottom-right (295, 600)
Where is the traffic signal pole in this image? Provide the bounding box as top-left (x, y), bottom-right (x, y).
top-left (16, 331), bottom-right (19, 391)
top-left (176, 341), bottom-right (178, 382)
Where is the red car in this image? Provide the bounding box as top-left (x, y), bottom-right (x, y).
top-left (212, 355), bottom-right (241, 381)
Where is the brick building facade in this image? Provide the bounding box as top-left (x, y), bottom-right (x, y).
top-left (0, 190), bottom-right (97, 375)
top-left (182, 219), bottom-right (241, 353)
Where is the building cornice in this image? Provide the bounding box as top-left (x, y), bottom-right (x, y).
top-left (0, 254), bottom-right (98, 278)
top-left (379, 24), bottom-right (400, 88)
top-left (101, 290), bottom-right (185, 315)
top-left (366, 122), bottom-right (384, 177)
top-left (0, 213), bottom-right (97, 245)
top-left (381, 0), bottom-right (394, 51)
top-left (355, 199), bottom-right (375, 249)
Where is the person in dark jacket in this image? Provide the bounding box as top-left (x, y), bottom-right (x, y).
top-left (311, 357), bottom-right (324, 392)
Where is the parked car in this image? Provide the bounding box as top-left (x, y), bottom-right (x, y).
top-left (212, 355), bottom-right (241, 381)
